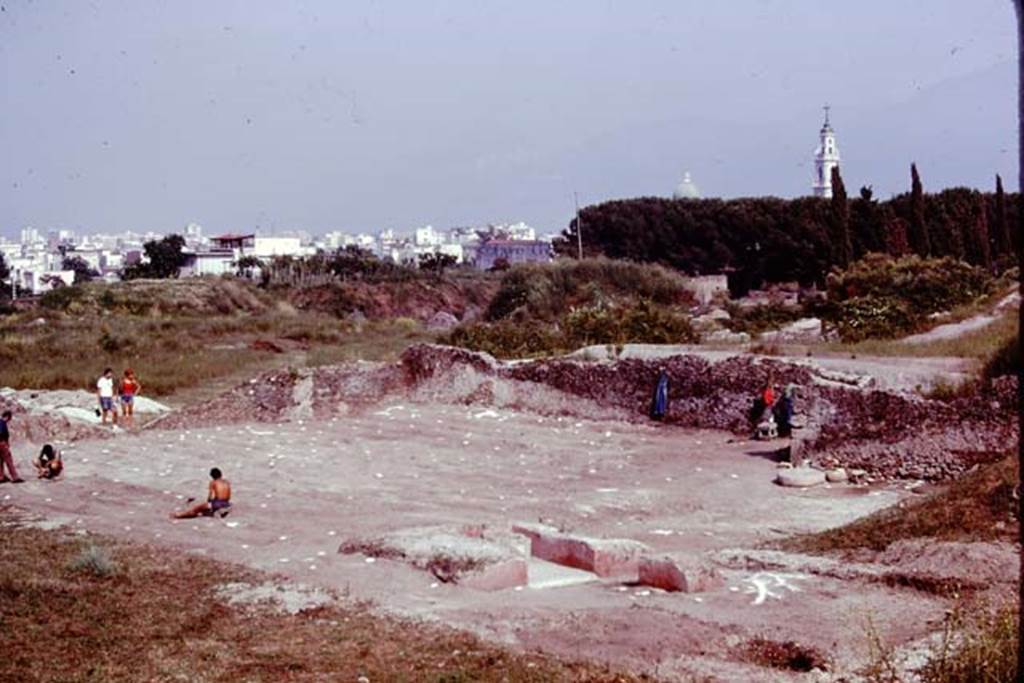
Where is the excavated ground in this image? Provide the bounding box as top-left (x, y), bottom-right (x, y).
top-left (2, 345), bottom-right (1018, 680)
top-left (5, 401), bottom-right (1003, 681)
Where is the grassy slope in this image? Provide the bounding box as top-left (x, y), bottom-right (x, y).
top-left (777, 456), bottom-right (1020, 682)
top-left (0, 278), bottom-right (436, 396)
top-left (776, 456), bottom-right (1019, 555)
top-left (0, 508), bottom-right (644, 683)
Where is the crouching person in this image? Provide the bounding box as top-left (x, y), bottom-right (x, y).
top-left (34, 444), bottom-right (64, 480)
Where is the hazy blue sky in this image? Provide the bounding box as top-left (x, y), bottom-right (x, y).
top-left (0, 1), bottom-right (1017, 238)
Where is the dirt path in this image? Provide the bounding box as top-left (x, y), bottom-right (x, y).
top-left (899, 290), bottom-right (1019, 345)
top-left (575, 343), bottom-right (974, 393)
top-left (3, 403), bottom-right (951, 680)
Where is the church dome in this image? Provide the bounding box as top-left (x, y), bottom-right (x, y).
top-left (673, 171), bottom-right (701, 199)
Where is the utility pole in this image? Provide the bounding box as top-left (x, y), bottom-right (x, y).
top-left (573, 192), bottom-right (583, 260)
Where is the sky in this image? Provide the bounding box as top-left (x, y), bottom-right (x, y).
top-left (0, 0), bottom-right (1018, 238)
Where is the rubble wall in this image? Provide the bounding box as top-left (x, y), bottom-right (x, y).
top-left (142, 344), bottom-right (1017, 482)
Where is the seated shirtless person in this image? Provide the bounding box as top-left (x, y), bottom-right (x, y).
top-left (172, 467), bottom-right (231, 519)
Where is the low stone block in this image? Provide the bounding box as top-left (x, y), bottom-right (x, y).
top-left (776, 467), bottom-right (826, 487)
top-left (638, 556), bottom-right (725, 593)
top-left (512, 523), bottom-right (648, 579)
top-left (825, 467), bottom-right (848, 483)
top-left (460, 558), bottom-right (528, 591)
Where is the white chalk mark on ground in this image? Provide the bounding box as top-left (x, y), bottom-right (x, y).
top-left (743, 572), bottom-right (805, 605)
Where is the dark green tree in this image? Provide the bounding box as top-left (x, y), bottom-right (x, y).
top-left (885, 218), bottom-right (911, 257)
top-left (908, 163), bottom-right (931, 256)
top-left (417, 251), bottom-right (457, 277)
top-left (61, 255), bottom-right (99, 284)
top-left (926, 188), bottom-right (968, 260)
top-left (828, 167), bottom-right (852, 268)
top-left (0, 252), bottom-right (9, 284)
top-left (122, 234), bottom-right (188, 279)
top-left (993, 174), bottom-right (1012, 258)
top-left (850, 186), bottom-right (886, 258)
top-left (965, 194), bottom-right (992, 270)
top-left (234, 255), bottom-right (263, 278)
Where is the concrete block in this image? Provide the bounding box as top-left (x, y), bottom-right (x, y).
top-left (512, 523), bottom-right (648, 579)
top-left (638, 556), bottom-right (725, 593)
top-left (460, 558), bottom-right (528, 591)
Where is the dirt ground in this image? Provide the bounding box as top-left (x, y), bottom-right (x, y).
top-left (3, 401), bottom-right (965, 681)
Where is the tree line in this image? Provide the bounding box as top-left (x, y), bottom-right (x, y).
top-left (556, 167), bottom-right (1019, 294)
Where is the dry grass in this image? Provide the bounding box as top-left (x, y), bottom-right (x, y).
top-left (775, 456), bottom-right (1019, 555)
top-left (918, 603), bottom-right (1019, 683)
top-left (840, 311), bottom-right (1017, 360)
top-left (0, 311), bottom-right (434, 397)
top-left (0, 508), bottom-right (646, 683)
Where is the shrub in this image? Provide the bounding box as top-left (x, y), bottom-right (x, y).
top-left (446, 320), bottom-right (561, 358)
top-left (919, 603), bottom-right (1018, 683)
top-left (826, 295), bottom-right (917, 342)
top-left (820, 254), bottom-right (994, 341)
top-left (562, 300), bottom-right (697, 348)
top-left (485, 258), bottom-right (693, 322)
top-left (98, 329), bottom-right (133, 353)
top-left (39, 285), bottom-right (87, 311)
top-left (827, 254), bottom-right (991, 317)
top-left (68, 544), bottom-right (117, 577)
top-left (449, 300), bottom-right (696, 358)
top-left (725, 302), bottom-right (804, 335)
top-left (982, 333), bottom-right (1019, 380)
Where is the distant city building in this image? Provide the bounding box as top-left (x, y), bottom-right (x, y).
top-left (414, 225), bottom-right (443, 247)
top-left (491, 221), bottom-right (536, 241)
top-left (207, 233), bottom-right (309, 260)
top-left (179, 250), bottom-right (236, 277)
top-left (672, 171), bottom-right (701, 199)
top-left (812, 106), bottom-right (841, 198)
top-left (17, 269), bottom-right (74, 295)
top-left (474, 239), bottom-right (552, 270)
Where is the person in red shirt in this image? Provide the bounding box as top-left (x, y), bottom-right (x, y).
top-left (120, 368), bottom-right (142, 424)
top-left (750, 374), bottom-right (777, 432)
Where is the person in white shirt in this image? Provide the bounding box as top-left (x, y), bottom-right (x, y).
top-left (96, 368), bottom-right (117, 425)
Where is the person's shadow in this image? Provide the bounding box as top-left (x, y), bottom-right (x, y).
top-left (744, 447), bottom-right (788, 463)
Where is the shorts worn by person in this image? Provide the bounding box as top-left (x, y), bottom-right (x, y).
top-left (96, 368), bottom-right (117, 425)
top-left (0, 410), bottom-right (25, 484)
top-left (34, 444), bottom-right (64, 480)
top-left (172, 468), bottom-right (232, 519)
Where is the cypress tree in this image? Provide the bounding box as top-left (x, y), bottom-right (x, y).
top-left (969, 194), bottom-right (993, 270)
top-left (909, 163), bottom-right (931, 256)
top-left (829, 166), bottom-right (852, 268)
top-left (886, 218), bottom-right (911, 257)
top-left (850, 186), bottom-right (885, 258)
top-left (993, 174), bottom-right (1011, 258)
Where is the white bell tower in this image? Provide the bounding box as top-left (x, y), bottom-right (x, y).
top-left (812, 105), bottom-right (840, 198)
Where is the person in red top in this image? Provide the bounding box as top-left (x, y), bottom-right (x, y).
top-left (750, 374), bottom-right (777, 431)
top-left (120, 368), bottom-right (141, 424)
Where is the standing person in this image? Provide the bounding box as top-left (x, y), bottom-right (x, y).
top-left (120, 368), bottom-right (141, 424)
top-left (96, 368), bottom-right (117, 426)
top-left (750, 374), bottom-right (777, 430)
top-left (649, 368), bottom-right (670, 421)
top-left (0, 410), bottom-right (24, 483)
top-left (774, 384), bottom-right (796, 437)
top-left (171, 468), bottom-right (232, 519)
